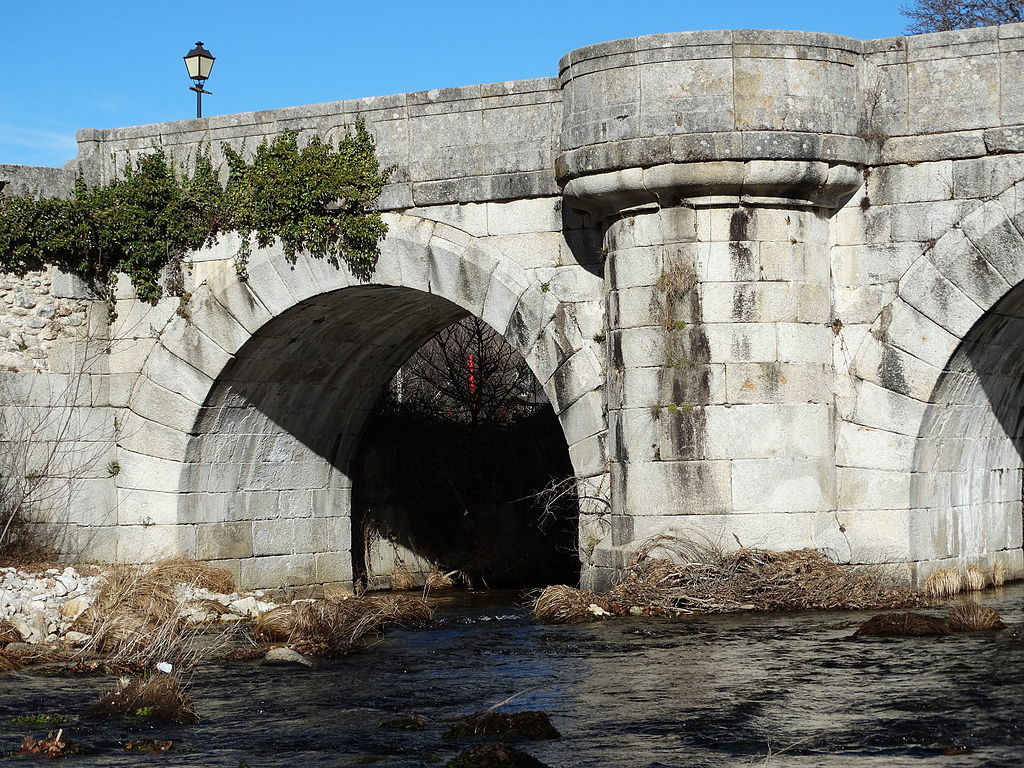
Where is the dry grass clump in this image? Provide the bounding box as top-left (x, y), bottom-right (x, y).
top-left (922, 568), bottom-right (964, 598)
top-left (254, 605), bottom-right (298, 642)
top-left (534, 586), bottom-right (614, 624)
top-left (391, 564), bottom-right (417, 591)
top-left (946, 603), bottom-right (1005, 632)
top-left (83, 674), bottom-right (197, 724)
top-left (963, 565), bottom-right (988, 592)
top-left (854, 612), bottom-right (951, 637)
top-left (427, 568), bottom-right (456, 590)
top-left (534, 538), bottom-right (918, 623)
top-left (0, 649), bottom-right (27, 673)
top-left (0, 618), bottom-right (20, 645)
top-left (188, 598), bottom-right (233, 618)
top-left (254, 595), bottom-right (431, 652)
top-left (992, 562), bottom-right (1006, 587)
top-left (77, 557), bottom-right (236, 666)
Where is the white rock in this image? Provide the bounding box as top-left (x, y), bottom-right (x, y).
top-left (230, 596), bottom-right (259, 616)
top-left (60, 598), bottom-right (89, 621)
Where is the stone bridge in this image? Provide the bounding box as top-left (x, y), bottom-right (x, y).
top-left (3, 24), bottom-right (1024, 590)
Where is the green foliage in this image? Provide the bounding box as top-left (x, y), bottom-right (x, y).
top-left (0, 152), bottom-right (221, 305)
top-left (223, 123), bottom-right (390, 280)
top-left (0, 121), bottom-right (390, 304)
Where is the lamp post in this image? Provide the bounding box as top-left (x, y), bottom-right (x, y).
top-left (183, 41), bottom-right (215, 119)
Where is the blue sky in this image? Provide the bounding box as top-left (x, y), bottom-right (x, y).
top-left (3, 1), bottom-right (911, 169)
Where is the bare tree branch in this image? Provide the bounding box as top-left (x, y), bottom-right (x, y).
top-left (901, 0), bottom-right (1023, 32)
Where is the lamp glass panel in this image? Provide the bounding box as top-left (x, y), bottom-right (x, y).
top-left (198, 56), bottom-right (214, 79)
top-left (185, 56), bottom-right (201, 79)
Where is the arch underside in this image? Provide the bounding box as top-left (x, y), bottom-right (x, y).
top-left (183, 286), bottom-right (469, 587)
top-left (119, 215), bottom-right (608, 588)
top-left (912, 286), bottom-right (1024, 565)
top-left (847, 182), bottom-right (1024, 575)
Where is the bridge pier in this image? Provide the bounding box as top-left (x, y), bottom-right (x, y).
top-left (566, 162), bottom-right (860, 582)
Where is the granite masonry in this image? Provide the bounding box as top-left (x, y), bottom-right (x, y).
top-left (2, 25), bottom-right (1024, 590)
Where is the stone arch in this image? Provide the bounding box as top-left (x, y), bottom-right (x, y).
top-left (115, 213), bottom-right (606, 587)
top-left (842, 180), bottom-right (1024, 575)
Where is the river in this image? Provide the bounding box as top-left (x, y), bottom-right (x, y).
top-left (1, 585), bottom-right (1022, 766)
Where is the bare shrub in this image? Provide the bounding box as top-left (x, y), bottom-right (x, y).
top-left (426, 568), bottom-right (456, 590)
top-left (946, 603), bottom-right (1005, 632)
top-left (608, 538), bottom-right (918, 614)
top-left (147, 558), bottom-right (236, 594)
top-left (0, 347), bottom-right (109, 564)
top-left (0, 649), bottom-right (27, 673)
top-left (254, 605), bottom-right (298, 642)
top-left (854, 612), bottom-right (951, 637)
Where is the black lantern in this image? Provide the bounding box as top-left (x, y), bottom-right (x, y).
top-left (183, 42), bottom-right (215, 118)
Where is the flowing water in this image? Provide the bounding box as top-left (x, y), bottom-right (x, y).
top-left (1, 585), bottom-right (1022, 767)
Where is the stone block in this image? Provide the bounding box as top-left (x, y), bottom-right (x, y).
top-left (485, 198), bottom-right (561, 236)
top-left (776, 324), bottom-right (833, 364)
top-left (703, 323), bottom-right (777, 363)
top-left (836, 421), bottom-right (917, 471)
top-left (732, 458), bottom-right (836, 513)
top-left (700, 284), bottom-right (827, 325)
top-left (408, 202), bottom-right (489, 236)
top-left (115, 449), bottom-right (187, 493)
top-left (704, 402), bottom-right (833, 460)
top-left (897, 258), bottom-right (985, 339)
top-left (314, 551), bottom-right (352, 584)
top-left (907, 53), bottom-right (1000, 134)
top-left (619, 459), bottom-right (732, 516)
top-left (724, 362), bottom-right (831, 404)
top-left (194, 521), bottom-right (253, 560)
top-left (239, 554), bottom-right (315, 589)
top-left (128, 377), bottom-right (204, 433)
top-left (838, 466), bottom-right (912, 511)
top-left (849, 379), bottom-right (929, 435)
top-left (117, 488), bottom-right (180, 526)
top-left (115, 524), bottom-right (196, 563)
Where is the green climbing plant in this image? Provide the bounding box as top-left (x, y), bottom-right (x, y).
top-left (0, 120), bottom-right (390, 304)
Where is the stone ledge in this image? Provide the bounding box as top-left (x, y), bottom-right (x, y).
top-left (562, 160), bottom-right (863, 219)
top-left (557, 133), bottom-right (867, 186)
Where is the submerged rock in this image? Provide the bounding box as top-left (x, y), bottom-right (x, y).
top-left (379, 713), bottom-right (427, 730)
top-left (447, 743), bottom-right (552, 768)
top-left (445, 711), bottom-right (560, 741)
top-left (262, 647), bottom-right (313, 667)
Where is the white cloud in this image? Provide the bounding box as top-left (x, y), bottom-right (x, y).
top-left (0, 124), bottom-right (77, 153)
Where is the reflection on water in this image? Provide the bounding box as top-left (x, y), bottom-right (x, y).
top-left (1, 586), bottom-right (1022, 766)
